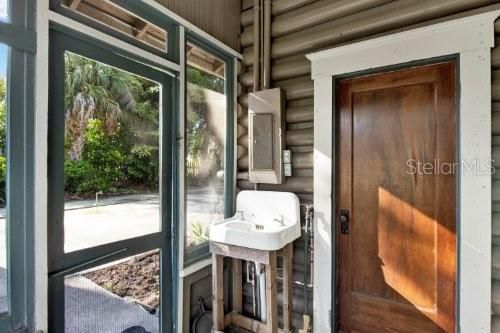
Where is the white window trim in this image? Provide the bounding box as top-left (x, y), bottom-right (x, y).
top-left (306, 10), bottom-right (500, 333)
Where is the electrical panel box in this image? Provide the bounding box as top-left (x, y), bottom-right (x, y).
top-left (248, 88), bottom-right (286, 184)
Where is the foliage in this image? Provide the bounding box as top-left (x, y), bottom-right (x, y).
top-left (125, 144), bottom-right (159, 187)
top-left (190, 221), bottom-right (210, 246)
top-left (64, 53), bottom-right (141, 160)
top-left (186, 65), bottom-right (224, 94)
top-left (63, 54), bottom-right (160, 196)
top-left (65, 119), bottom-right (125, 194)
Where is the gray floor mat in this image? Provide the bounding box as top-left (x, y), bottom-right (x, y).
top-left (65, 275), bottom-right (159, 333)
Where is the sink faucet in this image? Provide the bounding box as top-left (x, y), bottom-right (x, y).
top-left (273, 214), bottom-right (285, 226)
top-left (236, 210), bottom-right (245, 220)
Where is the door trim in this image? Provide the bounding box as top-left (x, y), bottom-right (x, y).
top-left (307, 10), bottom-right (500, 333)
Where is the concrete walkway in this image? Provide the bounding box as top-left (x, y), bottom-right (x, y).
top-left (64, 194), bottom-right (161, 253)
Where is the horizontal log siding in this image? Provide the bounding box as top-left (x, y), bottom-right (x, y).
top-left (237, 0), bottom-right (500, 330)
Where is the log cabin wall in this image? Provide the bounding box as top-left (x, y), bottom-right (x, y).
top-left (153, 0), bottom-right (241, 50)
top-left (237, 0), bottom-right (500, 330)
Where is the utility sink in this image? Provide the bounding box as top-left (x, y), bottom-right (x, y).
top-left (209, 191), bottom-right (301, 251)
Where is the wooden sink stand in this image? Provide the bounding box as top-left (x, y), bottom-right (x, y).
top-left (210, 241), bottom-right (294, 333)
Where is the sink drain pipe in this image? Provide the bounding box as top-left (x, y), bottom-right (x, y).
top-left (256, 262), bottom-right (267, 322)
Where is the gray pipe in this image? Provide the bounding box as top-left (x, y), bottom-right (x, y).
top-left (252, 0), bottom-right (261, 92)
top-left (303, 205), bottom-right (313, 314)
top-left (256, 263), bottom-right (267, 322)
top-left (263, 0), bottom-right (272, 89)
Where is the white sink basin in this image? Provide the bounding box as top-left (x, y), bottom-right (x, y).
top-left (210, 191), bottom-right (301, 251)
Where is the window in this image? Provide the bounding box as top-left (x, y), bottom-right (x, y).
top-left (184, 41), bottom-right (234, 263)
top-left (62, 52), bottom-right (161, 253)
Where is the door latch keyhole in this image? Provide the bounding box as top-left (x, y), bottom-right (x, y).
top-left (340, 210), bottom-right (349, 235)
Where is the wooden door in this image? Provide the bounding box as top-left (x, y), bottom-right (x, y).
top-left (336, 62), bottom-right (456, 333)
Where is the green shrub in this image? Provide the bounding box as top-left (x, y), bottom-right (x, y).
top-left (65, 119), bottom-right (125, 195)
top-left (124, 144), bottom-right (159, 188)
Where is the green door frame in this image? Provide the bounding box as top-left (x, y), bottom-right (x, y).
top-left (47, 28), bottom-right (177, 332)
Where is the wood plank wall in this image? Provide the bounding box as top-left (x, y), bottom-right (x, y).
top-left (154, 0), bottom-right (241, 50)
top-left (236, 0), bottom-right (500, 330)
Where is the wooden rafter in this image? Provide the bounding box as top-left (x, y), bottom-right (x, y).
top-left (68, 0), bottom-right (82, 10)
top-left (186, 45), bottom-right (194, 57)
top-left (134, 21), bottom-right (151, 40)
top-left (213, 62), bottom-right (225, 76)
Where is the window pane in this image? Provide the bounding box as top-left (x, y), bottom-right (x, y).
top-left (0, 43), bottom-right (7, 313)
top-left (64, 52), bottom-right (161, 252)
top-left (65, 250), bottom-right (160, 332)
top-left (63, 0), bottom-right (167, 53)
top-left (185, 44), bottom-right (226, 251)
top-left (0, 0), bottom-right (8, 23)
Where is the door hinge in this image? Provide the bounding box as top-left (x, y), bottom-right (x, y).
top-left (329, 309), bottom-right (333, 328)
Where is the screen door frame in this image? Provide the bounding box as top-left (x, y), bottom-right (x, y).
top-left (47, 28), bottom-right (177, 333)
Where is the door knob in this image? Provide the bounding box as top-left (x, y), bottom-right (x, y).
top-left (340, 210), bottom-right (349, 235)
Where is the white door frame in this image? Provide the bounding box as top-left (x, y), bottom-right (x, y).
top-left (307, 10), bottom-right (500, 333)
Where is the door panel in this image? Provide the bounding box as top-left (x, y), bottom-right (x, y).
top-left (48, 30), bottom-right (174, 333)
top-left (336, 62), bottom-right (456, 333)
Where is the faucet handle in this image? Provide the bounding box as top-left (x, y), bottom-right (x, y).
top-left (236, 210), bottom-right (245, 220)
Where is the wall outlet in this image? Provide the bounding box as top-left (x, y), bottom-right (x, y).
top-left (283, 149), bottom-right (292, 164)
top-left (284, 163), bottom-right (292, 177)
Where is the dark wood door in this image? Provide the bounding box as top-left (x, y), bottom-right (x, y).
top-left (336, 62), bottom-right (456, 333)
